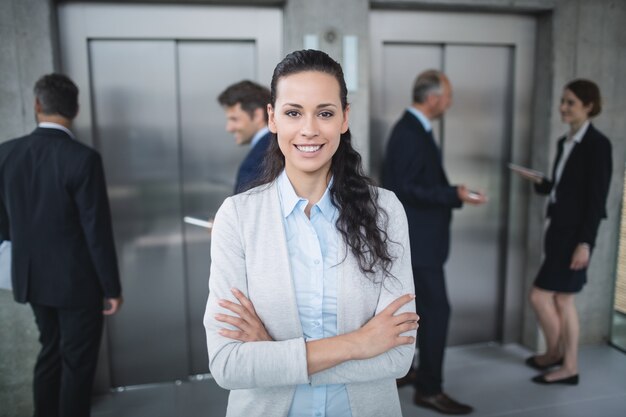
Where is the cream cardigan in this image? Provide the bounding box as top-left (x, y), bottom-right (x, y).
top-left (204, 181), bottom-right (416, 417)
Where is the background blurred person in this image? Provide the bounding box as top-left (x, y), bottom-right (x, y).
top-left (0, 73), bottom-right (122, 417)
top-left (218, 80), bottom-right (271, 193)
top-left (383, 69), bottom-right (486, 415)
top-left (515, 79), bottom-right (612, 385)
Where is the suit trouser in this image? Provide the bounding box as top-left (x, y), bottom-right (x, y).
top-left (30, 303), bottom-right (103, 417)
top-left (412, 265), bottom-right (450, 395)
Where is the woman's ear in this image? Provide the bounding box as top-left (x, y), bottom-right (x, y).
top-left (267, 104), bottom-right (277, 133)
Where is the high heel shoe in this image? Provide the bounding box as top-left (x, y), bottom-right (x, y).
top-left (531, 374), bottom-right (579, 385)
top-left (525, 355), bottom-right (564, 370)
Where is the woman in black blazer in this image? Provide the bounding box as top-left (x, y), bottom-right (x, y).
top-left (518, 79), bottom-right (612, 385)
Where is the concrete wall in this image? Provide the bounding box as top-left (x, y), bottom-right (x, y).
top-left (0, 0), bottom-right (59, 142)
top-left (0, 0), bottom-right (58, 415)
top-left (284, 0), bottom-right (371, 168)
top-left (0, 0), bottom-right (624, 414)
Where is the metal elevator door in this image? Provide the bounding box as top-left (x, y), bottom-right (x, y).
top-left (370, 11), bottom-right (536, 345)
top-left (58, 3), bottom-right (282, 388)
top-left (89, 39), bottom-right (255, 386)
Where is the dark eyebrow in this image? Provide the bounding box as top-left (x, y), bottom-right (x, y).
top-left (282, 103), bottom-right (303, 109)
top-left (281, 103), bottom-right (338, 109)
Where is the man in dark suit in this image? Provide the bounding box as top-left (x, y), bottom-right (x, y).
top-left (382, 70), bottom-right (486, 415)
top-left (218, 80), bottom-right (272, 193)
top-left (0, 74), bottom-right (122, 417)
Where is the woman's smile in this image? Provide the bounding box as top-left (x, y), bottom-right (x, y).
top-left (268, 70), bottom-right (349, 179)
top-left (294, 144), bottom-right (323, 153)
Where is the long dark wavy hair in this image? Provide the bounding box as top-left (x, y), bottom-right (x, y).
top-left (255, 49), bottom-right (394, 279)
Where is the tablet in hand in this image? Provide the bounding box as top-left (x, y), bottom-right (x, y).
top-left (508, 163), bottom-right (544, 181)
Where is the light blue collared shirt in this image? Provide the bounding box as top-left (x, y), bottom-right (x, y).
top-left (406, 107), bottom-right (432, 132)
top-left (277, 171), bottom-right (352, 417)
top-left (251, 126), bottom-right (270, 148)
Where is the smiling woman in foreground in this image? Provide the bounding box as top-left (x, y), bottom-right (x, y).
top-left (203, 49), bottom-right (418, 417)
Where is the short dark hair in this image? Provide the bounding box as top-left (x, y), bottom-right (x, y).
top-left (33, 73), bottom-right (79, 120)
top-left (565, 79), bottom-right (602, 117)
top-left (412, 70), bottom-right (444, 104)
top-left (217, 80), bottom-right (270, 123)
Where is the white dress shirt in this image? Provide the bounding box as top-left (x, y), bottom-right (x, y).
top-left (38, 122), bottom-right (76, 139)
top-left (550, 121), bottom-right (589, 203)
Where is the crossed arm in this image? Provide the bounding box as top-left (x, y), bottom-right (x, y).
top-left (216, 288), bottom-right (418, 376)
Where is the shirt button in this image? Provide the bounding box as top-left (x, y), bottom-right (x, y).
top-left (315, 412), bottom-right (322, 417)
top-left (314, 259), bottom-right (320, 265)
top-left (312, 321), bottom-right (320, 327)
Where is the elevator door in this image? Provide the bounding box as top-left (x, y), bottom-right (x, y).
top-left (58, 4), bottom-right (282, 387)
top-left (371, 11), bottom-right (536, 345)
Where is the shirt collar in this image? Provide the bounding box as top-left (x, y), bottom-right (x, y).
top-left (278, 170), bottom-right (302, 218)
top-left (38, 122), bottom-right (76, 139)
top-left (315, 178), bottom-right (337, 222)
top-left (567, 120), bottom-right (589, 144)
top-left (277, 170), bottom-right (337, 222)
top-left (250, 126), bottom-right (270, 148)
top-left (406, 107), bottom-right (432, 132)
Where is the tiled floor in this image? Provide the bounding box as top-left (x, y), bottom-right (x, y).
top-left (91, 343), bottom-right (626, 417)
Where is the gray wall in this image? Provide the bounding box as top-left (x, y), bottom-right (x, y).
top-left (0, 0), bottom-right (624, 414)
top-left (0, 0), bottom-right (57, 415)
top-left (284, 0), bottom-right (371, 167)
top-left (0, 0), bottom-right (58, 141)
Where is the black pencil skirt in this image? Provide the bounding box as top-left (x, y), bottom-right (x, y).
top-left (534, 221), bottom-right (588, 293)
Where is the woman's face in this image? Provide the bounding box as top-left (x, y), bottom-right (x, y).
top-left (559, 88), bottom-right (592, 126)
top-left (268, 71), bottom-right (349, 180)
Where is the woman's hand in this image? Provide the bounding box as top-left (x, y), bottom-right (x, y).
top-left (215, 288), bottom-right (273, 342)
top-left (349, 293), bottom-right (419, 360)
top-left (570, 244), bottom-right (590, 270)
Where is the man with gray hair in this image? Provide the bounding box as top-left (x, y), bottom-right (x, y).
top-left (382, 70), bottom-right (486, 415)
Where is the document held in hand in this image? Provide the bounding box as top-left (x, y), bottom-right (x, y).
top-left (508, 163), bottom-right (545, 182)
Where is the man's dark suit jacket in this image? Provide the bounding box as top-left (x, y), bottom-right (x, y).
top-left (382, 110), bottom-right (462, 268)
top-left (535, 123), bottom-right (612, 247)
top-left (0, 127), bottom-right (121, 308)
top-left (234, 131), bottom-right (272, 194)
